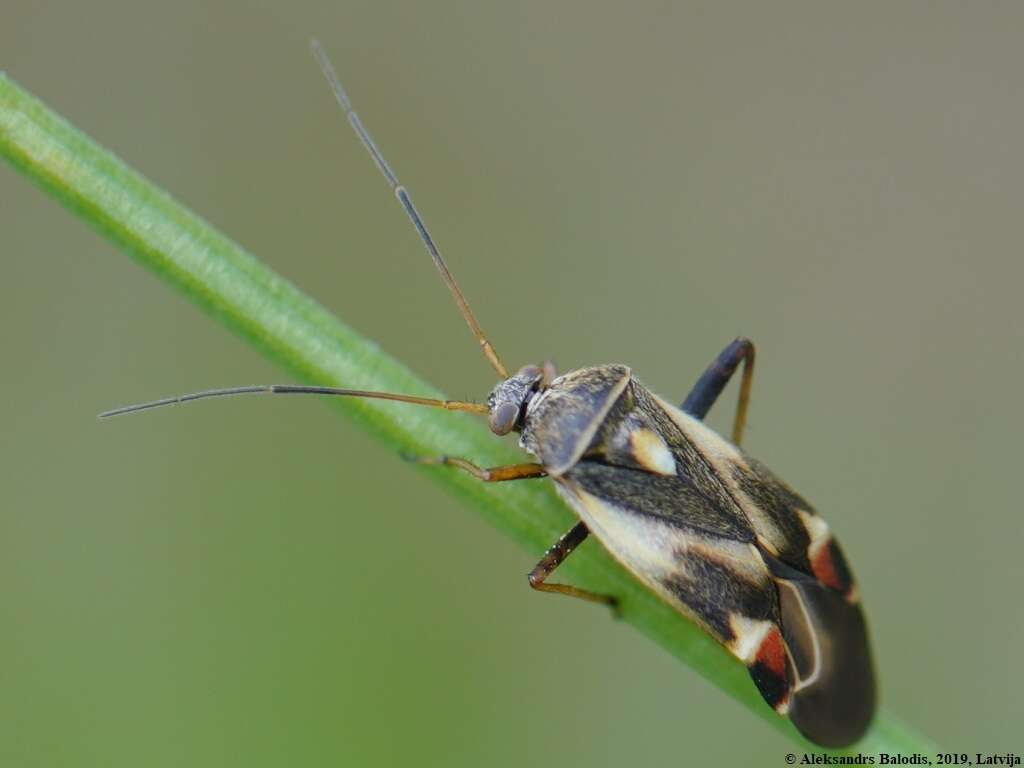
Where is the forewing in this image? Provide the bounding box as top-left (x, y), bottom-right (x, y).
top-left (554, 463), bottom-right (799, 715)
top-left (763, 552), bottom-right (876, 746)
top-left (652, 391), bottom-right (858, 599)
top-left (645, 390), bottom-right (874, 744)
top-left (558, 380), bottom-right (874, 745)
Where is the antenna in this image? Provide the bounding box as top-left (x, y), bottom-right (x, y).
top-left (100, 385), bottom-right (489, 419)
top-left (309, 38), bottom-right (509, 380)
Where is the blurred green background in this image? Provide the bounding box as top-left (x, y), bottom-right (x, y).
top-left (2, 2), bottom-right (1021, 765)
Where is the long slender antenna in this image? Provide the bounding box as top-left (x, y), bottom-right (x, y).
top-left (309, 39), bottom-right (509, 380)
top-left (99, 385), bottom-right (489, 419)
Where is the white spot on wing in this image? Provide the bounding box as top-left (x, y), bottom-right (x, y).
top-left (689, 539), bottom-right (771, 588)
top-left (652, 393), bottom-right (744, 465)
top-left (727, 615), bottom-right (774, 663)
top-left (565, 486), bottom-right (683, 580)
top-left (651, 394), bottom-right (792, 551)
top-left (797, 508), bottom-right (830, 561)
top-left (553, 479), bottom-right (771, 647)
top-left (630, 427), bottom-right (677, 475)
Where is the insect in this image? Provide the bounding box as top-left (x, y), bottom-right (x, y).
top-left (103, 40), bottom-right (876, 747)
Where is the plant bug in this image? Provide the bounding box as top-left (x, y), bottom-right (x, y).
top-left (102, 40), bottom-right (876, 747)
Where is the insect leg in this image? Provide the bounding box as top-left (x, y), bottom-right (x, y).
top-left (528, 522), bottom-right (620, 612)
top-left (408, 455), bottom-right (547, 482)
top-left (680, 337), bottom-right (756, 447)
top-left (540, 359), bottom-right (558, 387)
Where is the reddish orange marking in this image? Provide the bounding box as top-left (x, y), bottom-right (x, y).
top-left (755, 627), bottom-right (787, 679)
top-left (811, 539), bottom-right (843, 591)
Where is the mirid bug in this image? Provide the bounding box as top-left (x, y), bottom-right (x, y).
top-left (102, 41), bottom-right (876, 747)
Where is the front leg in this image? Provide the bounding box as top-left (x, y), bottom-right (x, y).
top-left (409, 454), bottom-right (617, 611)
top-left (681, 337), bottom-right (756, 447)
top-left (408, 455), bottom-right (547, 482)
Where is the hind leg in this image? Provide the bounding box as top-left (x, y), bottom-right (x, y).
top-left (681, 337), bottom-right (756, 447)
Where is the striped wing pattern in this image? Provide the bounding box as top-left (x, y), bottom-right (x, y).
top-left (551, 376), bottom-right (874, 746)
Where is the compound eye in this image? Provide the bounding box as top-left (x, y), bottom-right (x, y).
top-left (489, 402), bottom-right (519, 435)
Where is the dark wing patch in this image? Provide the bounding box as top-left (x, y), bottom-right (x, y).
top-left (748, 626), bottom-right (793, 712)
top-left (643, 388), bottom-right (861, 601)
top-left (660, 543), bottom-right (775, 641)
top-left (731, 458), bottom-right (815, 572)
top-left (575, 380), bottom-right (755, 541)
top-left (568, 461), bottom-right (753, 543)
top-left (555, 465), bottom-right (777, 648)
top-left (762, 552), bottom-right (876, 747)
top-left (732, 458), bottom-right (860, 601)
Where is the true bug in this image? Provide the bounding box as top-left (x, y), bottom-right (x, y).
top-left (103, 41), bottom-right (876, 747)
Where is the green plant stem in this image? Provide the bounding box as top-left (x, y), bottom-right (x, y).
top-left (1, 73), bottom-right (935, 755)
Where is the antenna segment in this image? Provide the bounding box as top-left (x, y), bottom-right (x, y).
top-left (310, 39), bottom-right (509, 379)
top-left (100, 385), bottom-right (489, 419)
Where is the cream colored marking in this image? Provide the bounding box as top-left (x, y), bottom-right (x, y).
top-left (727, 615), bottom-right (774, 664)
top-left (553, 480), bottom-right (773, 651)
top-left (630, 427), bottom-right (677, 475)
top-left (653, 393), bottom-right (744, 465)
top-left (755, 535), bottom-right (781, 557)
top-left (797, 508), bottom-right (830, 561)
top-left (572, 490), bottom-right (766, 590)
top-left (569, 487), bottom-right (684, 579)
top-left (732, 481), bottom-right (787, 557)
top-left (552, 482), bottom-right (720, 631)
top-left (688, 539), bottom-right (769, 588)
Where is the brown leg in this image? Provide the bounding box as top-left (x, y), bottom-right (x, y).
top-left (681, 337), bottom-right (757, 448)
top-left (410, 455), bottom-right (547, 482)
top-left (540, 359), bottom-right (558, 387)
top-left (731, 342), bottom-right (756, 448)
top-left (528, 522), bottom-right (619, 614)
